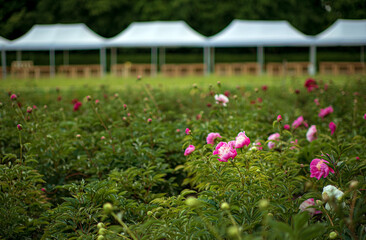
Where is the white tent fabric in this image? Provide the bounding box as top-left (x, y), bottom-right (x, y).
top-left (315, 19), bottom-right (366, 46)
top-left (208, 20), bottom-right (314, 47)
top-left (1, 36), bottom-right (10, 78)
top-left (7, 23), bottom-right (106, 50)
top-left (106, 21), bottom-right (207, 47)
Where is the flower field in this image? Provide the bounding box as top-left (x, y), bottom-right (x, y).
top-left (0, 76), bottom-right (365, 239)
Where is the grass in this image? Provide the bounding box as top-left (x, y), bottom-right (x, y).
top-left (0, 74), bottom-right (360, 93)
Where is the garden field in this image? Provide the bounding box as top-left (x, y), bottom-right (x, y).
top-left (0, 75), bottom-right (365, 239)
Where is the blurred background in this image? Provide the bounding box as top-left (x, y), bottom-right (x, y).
top-left (1, 0), bottom-right (365, 66)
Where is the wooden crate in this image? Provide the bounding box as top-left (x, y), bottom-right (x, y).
top-left (58, 65), bottom-right (101, 78)
top-left (319, 62), bottom-right (365, 75)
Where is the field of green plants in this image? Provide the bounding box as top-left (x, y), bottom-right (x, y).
top-left (0, 75), bottom-right (365, 240)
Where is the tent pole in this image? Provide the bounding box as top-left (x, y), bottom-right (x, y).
top-left (361, 46), bottom-right (364, 63)
top-left (204, 47), bottom-right (210, 76)
top-left (257, 46), bottom-right (264, 75)
top-left (50, 49), bottom-right (55, 78)
top-left (2, 50), bottom-right (6, 79)
top-left (111, 48), bottom-right (117, 75)
top-left (63, 50), bottom-right (69, 65)
top-left (151, 47), bottom-right (158, 77)
top-left (211, 47), bottom-right (215, 73)
top-left (16, 51), bottom-right (22, 61)
top-left (100, 48), bottom-right (106, 78)
top-left (159, 47), bottom-right (165, 69)
top-left (309, 45), bottom-right (317, 75)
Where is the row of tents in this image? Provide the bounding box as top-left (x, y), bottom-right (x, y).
top-left (1, 19), bottom-right (365, 78)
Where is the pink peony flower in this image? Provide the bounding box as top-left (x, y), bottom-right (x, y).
top-left (10, 94), bottom-right (17, 100)
top-left (147, 118), bottom-right (152, 123)
top-left (299, 198), bottom-right (321, 216)
top-left (284, 124), bottom-right (290, 130)
top-left (292, 116), bottom-right (304, 129)
top-left (364, 113), bottom-right (366, 120)
top-left (213, 142), bottom-right (237, 162)
top-left (261, 85), bottom-right (268, 91)
top-left (214, 94), bottom-right (229, 106)
top-left (95, 99), bottom-right (100, 104)
top-left (318, 106), bottom-right (333, 119)
top-left (234, 131), bottom-right (250, 148)
top-left (185, 128), bottom-right (191, 135)
top-left (268, 133), bottom-right (280, 149)
top-left (41, 188), bottom-right (46, 192)
top-left (306, 125), bottom-right (317, 142)
top-left (73, 101), bottom-right (82, 111)
top-left (176, 129), bottom-right (180, 133)
top-left (184, 145), bottom-right (195, 156)
top-left (123, 104), bottom-right (127, 109)
top-left (314, 98), bottom-right (319, 106)
top-left (310, 158), bottom-right (335, 180)
top-left (304, 78), bottom-right (318, 92)
top-left (277, 115), bottom-right (282, 122)
top-left (356, 156), bottom-right (360, 160)
top-left (206, 133), bottom-right (222, 145)
top-left (329, 122), bottom-right (336, 135)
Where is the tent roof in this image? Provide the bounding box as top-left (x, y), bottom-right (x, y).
top-left (208, 20), bottom-right (314, 47)
top-left (0, 36), bottom-right (10, 50)
top-left (7, 23), bottom-right (106, 50)
top-left (106, 21), bottom-right (207, 47)
top-left (315, 19), bottom-right (366, 46)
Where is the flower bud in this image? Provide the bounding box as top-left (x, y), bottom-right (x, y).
top-left (17, 124), bottom-right (22, 131)
top-left (329, 231), bottom-right (337, 239)
top-left (10, 94), bottom-right (17, 100)
top-left (217, 81), bottom-right (221, 87)
top-left (95, 99), bottom-right (100, 104)
top-left (98, 228), bottom-right (107, 235)
top-left (185, 197), bottom-right (200, 207)
top-left (193, 83), bottom-right (197, 89)
top-left (97, 222), bottom-right (105, 229)
top-left (350, 180), bottom-right (358, 190)
top-left (103, 203), bottom-right (113, 214)
top-left (147, 211), bottom-right (153, 216)
top-left (101, 136), bottom-right (105, 140)
top-left (277, 115), bottom-right (282, 122)
top-left (147, 118), bottom-right (152, 123)
top-left (97, 235), bottom-right (105, 240)
top-left (220, 202), bottom-right (230, 210)
top-left (258, 199), bottom-right (269, 209)
top-left (227, 226), bottom-right (240, 237)
top-left (114, 93), bottom-right (119, 98)
top-left (123, 104), bottom-right (127, 110)
top-left (316, 200), bottom-right (323, 206)
top-left (27, 106), bottom-right (33, 113)
top-left (76, 134), bottom-right (81, 138)
top-left (86, 95), bottom-right (91, 101)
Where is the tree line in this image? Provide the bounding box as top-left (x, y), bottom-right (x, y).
top-left (1, 0), bottom-right (365, 40)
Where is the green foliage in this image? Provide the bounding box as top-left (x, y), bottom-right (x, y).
top-left (0, 76), bottom-right (365, 239)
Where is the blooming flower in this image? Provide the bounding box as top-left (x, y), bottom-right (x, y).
top-left (268, 133), bottom-right (280, 149)
top-left (322, 185), bottom-right (345, 211)
top-left (234, 131), bottom-right (250, 148)
top-left (304, 78), bottom-right (318, 92)
top-left (185, 128), bottom-right (191, 135)
top-left (184, 145), bottom-right (195, 156)
top-left (299, 198), bottom-right (321, 216)
top-left (214, 94), bottom-right (229, 106)
top-left (206, 132), bottom-right (222, 145)
top-left (73, 101), bottom-right (82, 111)
top-left (310, 159), bottom-right (334, 180)
top-left (306, 125), bottom-right (317, 142)
top-left (329, 122), bottom-right (336, 135)
top-left (292, 116), bottom-right (304, 129)
top-left (318, 106), bottom-right (334, 119)
top-left (284, 124), bottom-right (290, 130)
top-left (213, 142), bottom-right (237, 162)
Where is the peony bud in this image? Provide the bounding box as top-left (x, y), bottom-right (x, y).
top-left (185, 197), bottom-right (200, 207)
top-left (103, 203), bottom-right (113, 214)
top-left (17, 124), bottom-right (22, 130)
top-left (277, 115), bottom-right (282, 122)
top-left (221, 202), bottom-right (230, 210)
top-left (27, 106), bottom-right (33, 113)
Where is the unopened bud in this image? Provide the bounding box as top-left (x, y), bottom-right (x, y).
top-left (329, 231), bottom-right (337, 239)
top-left (221, 202), bottom-right (230, 210)
top-left (97, 235), bottom-right (105, 240)
top-left (147, 118), bottom-right (152, 123)
top-left (227, 226), bottom-right (240, 237)
top-left (17, 124), bottom-right (22, 131)
top-left (97, 222), bottom-right (105, 229)
top-left (147, 211), bottom-right (153, 216)
top-left (350, 180), bottom-right (358, 190)
top-left (316, 200), bottom-right (323, 206)
top-left (185, 197), bottom-right (200, 207)
top-left (27, 106), bottom-right (32, 113)
top-left (98, 228), bottom-right (107, 235)
top-left (86, 95), bottom-right (91, 101)
top-left (258, 199), bottom-right (269, 209)
top-left (103, 203), bottom-right (113, 214)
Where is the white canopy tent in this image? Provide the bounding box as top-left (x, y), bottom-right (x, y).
top-left (6, 23), bottom-right (107, 77)
top-left (106, 21), bottom-right (208, 76)
top-left (314, 19), bottom-right (366, 64)
top-left (208, 20), bottom-right (315, 74)
top-left (0, 36), bottom-right (10, 79)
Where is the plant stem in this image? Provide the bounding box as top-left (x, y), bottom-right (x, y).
top-left (111, 212), bottom-right (139, 240)
top-left (18, 131), bottom-right (23, 163)
top-left (230, 160), bottom-right (245, 189)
